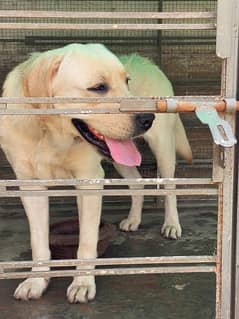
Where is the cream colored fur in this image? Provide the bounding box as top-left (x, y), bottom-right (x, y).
top-left (0, 44), bottom-right (137, 303)
top-left (117, 55), bottom-right (192, 237)
top-left (0, 44), bottom-right (191, 303)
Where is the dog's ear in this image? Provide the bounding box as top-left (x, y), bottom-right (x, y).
top-left (23, 55), bottom-right (63, 101)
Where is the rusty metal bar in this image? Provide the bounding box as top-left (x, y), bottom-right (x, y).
top-left (0, 107), bottom-right (120, 115)
top-left (234, 37), bottom-right (239, 319)
top-left (0, 188), bottom-right (218, 197)
top-left (156, 99), bottom-right (238, 113)
top-left (0, 178), bottom-right (216, 187)
top-left (0, 96), bottom-right (238, 114)
top-left (0, 10), bottom-right (216, 19)
top-left (215, 184), bottom-right (224, 319)
top-left (0, 96), bottom-right (221, 104)
top-left (0, 256), bottom-right (216, 270)
top-left (0, 23), bottom-right (216, 31)
top-left (0, 266), bottom-right (216, 280)
top-left (217, 0), bottom-right (239, 317)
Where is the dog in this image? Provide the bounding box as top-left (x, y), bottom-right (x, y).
top-left (0, 43), bottom-right (154, 303)
top-left (0, 43), bottom-right (191, 303)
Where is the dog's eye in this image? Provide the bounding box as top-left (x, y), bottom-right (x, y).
top-left (87, 84), bottom-right (108, 93)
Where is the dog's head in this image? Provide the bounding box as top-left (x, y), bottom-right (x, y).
top-left (23, 44), bottom-right (154, 166)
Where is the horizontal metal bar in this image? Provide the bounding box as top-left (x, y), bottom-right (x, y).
top-left (0, 96), bottom-right (237, 114)
top-left (0, 266), bottom-right (216, 280)
top-left (0, 10), bottom-right (216, 19)
top-left (0, 23), bottom-right (216, 31)
top-left (0, 256), bottom-right (216, 270)
top-left (0, 108), bottom-right (120, 115)
top-left (0, 96), bottom-right (148, 104)
top-left (0, 96), bottom-right (222, 104)
top-left (0, 188), bottom-right (218, 197)
top-left (0, 178), bottom-right (216, 187)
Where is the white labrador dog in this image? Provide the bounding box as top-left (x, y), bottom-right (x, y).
top-left (0, 43), bottom-right (191, 303)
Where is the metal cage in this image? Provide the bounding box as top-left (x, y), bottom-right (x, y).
top-left (0, 1), bottom-right (238, 318)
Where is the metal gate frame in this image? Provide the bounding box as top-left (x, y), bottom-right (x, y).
top-left (0, 1), bottom-right (238, 318)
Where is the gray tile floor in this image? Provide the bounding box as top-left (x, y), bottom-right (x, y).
top-left (0, 199), bottom-right (217, 319)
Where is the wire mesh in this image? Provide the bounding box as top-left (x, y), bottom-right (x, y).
top-left (0, 0), bottom-right (219, 95)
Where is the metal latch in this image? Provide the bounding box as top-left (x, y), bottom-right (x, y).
top-left (195, 108), bottom-right (237, 148)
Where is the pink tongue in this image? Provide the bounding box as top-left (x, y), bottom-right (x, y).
top-left (105, 137), bottom-right (141, 167)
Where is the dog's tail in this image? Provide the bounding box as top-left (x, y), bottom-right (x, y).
top-left (176, 116), bottom-right (193, 163)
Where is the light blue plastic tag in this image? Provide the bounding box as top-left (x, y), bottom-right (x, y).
top-left (195, 109), bottom-right (237, 147)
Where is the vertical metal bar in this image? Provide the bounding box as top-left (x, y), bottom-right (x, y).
top-left (234, 37), bottom-right (239, 319)
top-left (156, 0), bottom-right (163, 208)
top-left (216, 184), bottom-right (223, 319)
top-left (212, 145), bottom-right (224, 183)
top-left (220, 100), bottom-right (235, 319)
top-left (216, 0), bottom-right (239, 318)
top-left (216, 0), bottom-right (234, 59)
top-left (155, 1), bottom-right (163, 208)
top-left (156, 0), bottom-right (163, 66)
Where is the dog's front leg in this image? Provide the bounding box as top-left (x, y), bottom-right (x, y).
top-left (67, 167), bottom-right (104, 303)
top-left (67, 188), bottom-right (102, 303)
top-left (113, 163), bottom-right (143, 231)
top-left (14, 186), bottom-right (50, 300)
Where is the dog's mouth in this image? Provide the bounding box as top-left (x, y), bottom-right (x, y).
top-left (72, 118), bottom-right (141, 167)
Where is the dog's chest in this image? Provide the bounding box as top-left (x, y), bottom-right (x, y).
top-left (32, 131), bottom-right (80, 179)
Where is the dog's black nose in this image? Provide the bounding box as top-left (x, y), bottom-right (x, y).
top-left (135, 113), bottom-right (155, 132)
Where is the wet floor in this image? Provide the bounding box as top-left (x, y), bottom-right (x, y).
top-left (0, 199), bottom-right (217, 319)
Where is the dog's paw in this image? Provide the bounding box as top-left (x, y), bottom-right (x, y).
top-left (67, 276), bottom-right (96, 303)
top-left (14, 278), bottom-right (49, 300)
top-left (161, 222), bottom-right (182, 239)
top-left (119, 217), bottom-right (140, 231)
